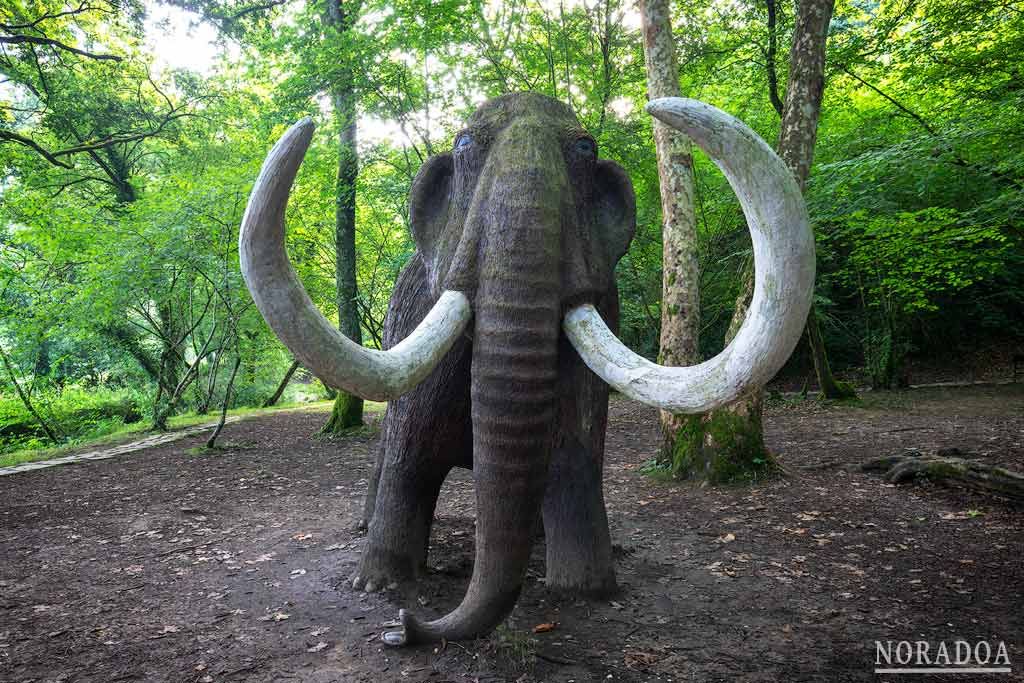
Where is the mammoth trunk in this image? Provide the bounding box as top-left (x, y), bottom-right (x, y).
top-left (397, 193), bottom-right (562, 645)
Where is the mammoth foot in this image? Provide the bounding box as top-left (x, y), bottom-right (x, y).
top-left (351, 544), bottom-right (421, 594)
top-left (350, 573), bottom-right (400, 594)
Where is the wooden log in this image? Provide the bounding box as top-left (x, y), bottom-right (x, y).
top-left (862, 450), bottom-right (1024, 502)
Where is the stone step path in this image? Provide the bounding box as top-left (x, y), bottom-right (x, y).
top-left (0, 417), bottom-right (241, 477)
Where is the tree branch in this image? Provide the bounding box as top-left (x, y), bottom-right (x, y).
top-left (1, 105), bottom-right (192, 173)
top-left (230, 0), bottom-right (291, 20)
top-left (839, 65), bottom-right (937, 135)
top-left (840, 65), bottom-right (1024, 189)
top-left (0, 129), bottom-right (74, 168)
top-left (0, 34), bottom-right (122, 61)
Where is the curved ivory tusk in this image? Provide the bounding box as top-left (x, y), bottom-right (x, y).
top-left (239, 118), bottom-right (472, 401)
top-left (564, 98), bottom-right (815, 413)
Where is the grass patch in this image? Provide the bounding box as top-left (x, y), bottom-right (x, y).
top-left (0, 399), bottom-right (385, 469)
top-left (639, 457), bottom-right (676, 482)
top-left (493, 623), bottom-right (537, 667)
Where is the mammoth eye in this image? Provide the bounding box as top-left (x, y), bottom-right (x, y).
top-left (574, 137), bottom-right (597, 157)
top-left (454, 133), bottom-right (473, 151)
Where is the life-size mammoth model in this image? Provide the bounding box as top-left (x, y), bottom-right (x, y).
top-left (239, 93), bottom-right (814, 646)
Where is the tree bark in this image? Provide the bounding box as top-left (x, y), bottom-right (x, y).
top-left (151, 299), bottom-right (188, 429)
top-left (776, 0), bottom-right (852, 400)
top-left (776, 0), bottom-right (835, 191)
top-left (638, 0), bottom-right (703, 467)
top-left (764, 0), bottom-right (785, 117)
top-left (262, 358), bottom-right (301, 407)
top-left (806, 306), bottom-right (855, 398)
top-left (150, 325), bottom-right (219, 432)
top-left (320, 0), bottom-right (365, 434)
top-left (686, 263), bottom-right (778, 482)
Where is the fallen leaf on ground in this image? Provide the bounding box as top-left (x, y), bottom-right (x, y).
top-left (245, 552), bottom-right (276, 564)
top-left (259, 612), bottom-right (290, 622)
top-left (532, 622), bottom-right (558, 633)
top-left (624, 649), bottom-right (664, 670)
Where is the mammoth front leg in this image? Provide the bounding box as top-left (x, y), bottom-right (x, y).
top-left (542, 347), bottom-right (617, 595)
top-left (542, 291), bottom-right (618, 596)
top-left (543, 442), bottom-right (615, 595)
top-left (353, 256), bottom-right (472, 591)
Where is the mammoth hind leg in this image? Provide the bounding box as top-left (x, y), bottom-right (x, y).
top-left (354, 256), bottom-right (472, 591)
top-left (355, 444), bottom-right (458, 591)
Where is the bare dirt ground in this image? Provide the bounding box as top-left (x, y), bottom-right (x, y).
top-left (1, 385), bottom-right (1022, 683)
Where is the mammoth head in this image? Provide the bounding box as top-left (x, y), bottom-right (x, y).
top-left (407, 93), bottom-right (635, 307)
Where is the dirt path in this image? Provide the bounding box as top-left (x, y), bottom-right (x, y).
top-left (1, 385), bottom-right (1021, 682)
top-left (0, 418), bottom-right (242, 477)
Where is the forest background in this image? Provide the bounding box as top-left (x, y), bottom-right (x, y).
top-left (1, 0), bottom-right (1021, 460)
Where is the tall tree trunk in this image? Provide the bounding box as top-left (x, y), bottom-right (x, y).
top-left (685, 0), bottom-right (839, 482)
top-left (776, 0), bottom-right (834, 189)
top-left (690, 262), bottom-right (777, 482)
top-left (150, 299), bottom-right (187, 431)
top-left (806, 307), bottom-right (854, 397)
top-left (320, 0), bottom-right (365, 434)
top-left (776, 0), bottom-right (853, 400)
top-left (638, 0), bottom-right (703, 470)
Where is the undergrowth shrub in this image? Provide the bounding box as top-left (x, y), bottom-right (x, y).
top-left (0, 386), bottom-right (146, 454)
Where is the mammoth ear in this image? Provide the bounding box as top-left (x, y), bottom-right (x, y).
top-left (593, 159), bottom-right (636, 268)
top-left (409, 152), bottom-right (454, 270)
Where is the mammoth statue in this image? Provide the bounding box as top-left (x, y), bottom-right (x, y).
top-left (239, 93), bottom-right (814, 646)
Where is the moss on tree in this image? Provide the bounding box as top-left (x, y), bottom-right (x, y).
top-left (660, 400), bottom-right (779, 485)
top-left (320, 391), bottom-right (364, 434)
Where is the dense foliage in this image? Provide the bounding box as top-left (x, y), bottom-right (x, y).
top-left (1, 0), bottom-right (1021, 454)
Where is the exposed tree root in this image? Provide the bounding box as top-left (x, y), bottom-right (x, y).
top-left (862, 448), bottom-right (1024, 502)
